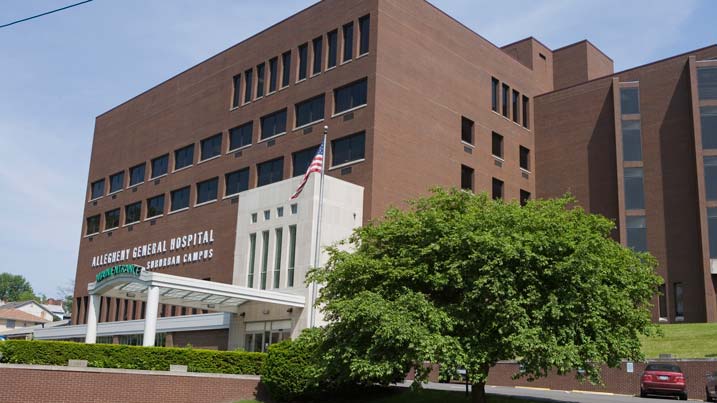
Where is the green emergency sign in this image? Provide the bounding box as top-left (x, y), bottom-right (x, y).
top-left (95, 264), bottom-right (143, 283)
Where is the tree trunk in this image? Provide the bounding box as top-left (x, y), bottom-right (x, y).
top-left (471, 381), bottom-right (487, 403)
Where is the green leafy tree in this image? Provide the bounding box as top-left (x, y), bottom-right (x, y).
top-left (309, 189), bottom-right (661, 403)
top-left (0, 273), bottom-right (37, 302)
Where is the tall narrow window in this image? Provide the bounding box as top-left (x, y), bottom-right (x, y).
top-left (288, 225), bottom-right (296, 287)
top-left (674, 282), bottom-right (684, 319)
top-left (520, 190), bottom-right (530, 206)
top-left (281, 51), bottom-right (291, 88)
top-left (461, 165), bottom-right (474, 192)
top-left (151, 154), bottom-right (168, 178)
top-left (331, 131), bottom-right (365, 166)
top-left (702, 106), bottom-right (717, 149)
top-left (109, 171), bottom-right (124, 193)
top-left (502, 84), bottom-right (510, 117)
top-left (624, 167), bottom-right (645, 210)
top-left (658, 284), bottom-right (667, 320)
top-left (512, 90), bottom-right (520, 123)
top-left (260, 231), bottom-right (269, 290)
top-left (298, 43), bottom-right (308, 81)
top-left (708, 208), bottom-right (717, 259)
top-left (260, 109), bottom-right (287, 140)
top-left (620, 87), bottom-right (640, 114)
top-left (257, 157), bottom-right (284, 187)
top-left (295, 94), bottom-right (325, 127)
top-left (461, 117), bottom-right (474, 144)
top-left (342, 22), bottom-right (354, 62)
top-left (200, 133), bottom-right (222, 161)
top-left (90, 179), bottom-right (105, 200)
top-left (225, 168), bottom-right (249, 197)
top-left (626, 216), bottom-right (647, 252)
top-left (312, 36), bottom-right (323, 75)
top-left (269, 57), bottom-right (278, 93)
top-left (170, 186), bottom-right (190, 212)
top-left (492, 178), bottom-right (504, 200)
top-left (247, 233), bottom-right (256, 288)
top-left (256, 63), bottom-right (265, 98)
top-left (229, 122), bottom-right (253, 151)
top-left (622, 120), bottom-right (643, 161)
top-left (334, 78), bottom-right (367, 114)
top-left (521, 95), bottom-right (529, 128)
top-left (705, 157), bottom-right (717, 201)
top-left (273, 228), bottom-right (283, 288)
top-left (519, 146), bottom-right (530, 171)
top-left (698, 67), bottom-right (717, 100)
top-left (244, 68), bottom-right (253, 103)
top-left (327, 30), bottom-right (338, 69)
top-left (232, 74), bottom-right (241, 108)
top-left (492, 132), bottom-right (504, 158)
top-left (358, 15), bottom-right (370, 55)
top-left (491, 77), bottom-right (499, 112)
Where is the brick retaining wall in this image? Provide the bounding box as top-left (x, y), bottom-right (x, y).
top-left (0, 364), bottom-right (263, 403)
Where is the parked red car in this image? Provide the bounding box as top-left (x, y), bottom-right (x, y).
top-left (640, 363), bottom-right (687, 400)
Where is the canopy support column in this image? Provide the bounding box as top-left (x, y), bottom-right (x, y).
top-left (84, 294), bottom-right (100, 344)
top-left (142, 286), bottom-right (160, 347)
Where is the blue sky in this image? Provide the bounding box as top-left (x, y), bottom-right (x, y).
top-left (0, 0), bottom-right (714, 297)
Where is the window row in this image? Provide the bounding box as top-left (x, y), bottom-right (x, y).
top-left (231, 14), bottom-right (370, 108)
top-left (490, 76), bottom-right (530, 129)
top-left (460, 165), bottom-right (531, 206)
top-left (75, 295), bottom-right (215, 326)
top-left (247, 225), bottom-right (298, 290)
top-left (460, 117), bottom-right (530, 171)
top-left (89, 78), bottom-right (368, 202)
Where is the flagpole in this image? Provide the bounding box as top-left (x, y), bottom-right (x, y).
top-left (309, 126), bottom-right (328, 328)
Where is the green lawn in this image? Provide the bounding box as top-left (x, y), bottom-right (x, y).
top-left (640, 322), bottom-right (717, 358)
top-left (236, 389), bottom-right (541, 403)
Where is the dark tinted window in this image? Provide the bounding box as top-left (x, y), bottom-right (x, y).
top-left (620, 87), bottom-right (640, 115)
top-left (174, 144), bottom-right (194, 170)
top-left (109, 171), bottom-right (124, 193)
top-left (332, 131), bottom-right (365, 166)
top-left (492, 178), bottom-right (504, 200)
top-left (296, 94), bottom-right (325, 127)
top-left (658, 284), bottom-right (667, 319)
top-left (520, 146), bottom-right (530, 170)
top-left (645, 364), bottom-right (682, 373)
top-left (461, 117), bottom-right (474, 144)
top-left (147, 194), bottom-right (165, 218)
top-left (196, 177), bottom-right (218, 204)
top-left (624, 167), bottom-right (645, 210)
top-left (232, 74), bottom-right (241, 108)
top-left (502, 84), bottom-right (509, 117)
top-left (105, 208), bottom-right (120, 230)
top-left (359, 15), bottom-right (370, 55)
top-left (91, 179), bottom-right (104, 199)
top-left (491, 78), bottom-right (499, 112)
top-left (327, 30), bottom-right (338, 69)
top-left (520, 190), bottom-right (530, 206)
top-left (702, 106), bottom-right (717, 149)
top-left (698, 67), bottom-right (717, 100)
top-left (151, 154), bottom-right (168, 178)
top-left (522, 95), bottom-right (529, 128)
top-left (461, 165), bottom-right (473, 191)
top-left (281, 51), bottom-right (291, 87)
top-left (260, 109), bottom-right (287, 140)
top-left (709, 208), bottom-right (717, 258)
top-left (170, 187), bottom-right (190, 211)
top-left (622, 120), bottom-right (643, 161)
top-left (312, 36), bottom-right (323, 75)
top-left (342, 22), bottom-right (353, 62)
top-left (125, 202), bottom-right (141, 225)
top-left (244, 68), bottom-right (253, 102)
top-left (674, 282), bottom-right (684, 318)
top-left (225, 168), bottom-right (249, 196)
top-left (512, 90), bottom-right (519, 123)
top-left (492, 132), bottom-right (503, 158)
top-left (258, 158), bottom-right (284, 187)
top-left (293, 145), bottom-right (320, 176)
top-left (129, 163), bottom-right (145, 186)
top-left (256, 63), bottom-right (265, 98)
top-left (705, 157), bottom-right (717, 201)
top-left (334, 78), bottom-right (367, 114)
top-left (229, 122), bottom-right (253, 150)
top-left (269, 57), bottom-right (278, 93)
top-left (298, 43), bottom-right (308, 80)
top-left (626, 216), bottom-right (647, 252)
top-left (200, 133), bottom-right (222, 160)
top-left (86, 215), bottom-right (100, 235)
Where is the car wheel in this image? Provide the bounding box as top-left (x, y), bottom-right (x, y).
top-left (679, 392), bottom-right (687, 400)
top-left (706, 387), bottom-right (712, 402)
top-left (639, 388), bottom-right (647, 398)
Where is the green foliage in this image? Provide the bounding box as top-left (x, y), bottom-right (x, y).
top-left (308, 189), bottom-right (661, 396)
top-left (262, 328), bottom-right (327, 402)
top-left (0, 273), bottom-right (37, 302)
top-left (0, 340), bottom-right (265, 374)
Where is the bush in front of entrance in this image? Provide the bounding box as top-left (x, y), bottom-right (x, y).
top-left (0, 340), bottom-right (265, 375)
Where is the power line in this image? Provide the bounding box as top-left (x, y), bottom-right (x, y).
top-left (0, 0), bottom-right (94, 29)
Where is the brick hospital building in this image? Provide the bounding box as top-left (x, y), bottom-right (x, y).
top-left (29, 0), bottom-right (717, 349)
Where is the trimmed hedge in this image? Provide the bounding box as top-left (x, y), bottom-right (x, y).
top-left (0, 340), bottom-right (265, 375)
top-left (262, 328), bottom-right (326, 402)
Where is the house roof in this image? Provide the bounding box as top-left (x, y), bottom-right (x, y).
top-left (0, 308), bottom-right (49, 323)
top-left (1, 300), bottom-right (58, 316)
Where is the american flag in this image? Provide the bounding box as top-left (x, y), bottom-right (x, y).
top-left (290, 139), bottom-right (325, 200)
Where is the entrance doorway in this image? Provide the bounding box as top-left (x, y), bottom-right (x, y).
top-left (244, 320), bottom-right (291, 352)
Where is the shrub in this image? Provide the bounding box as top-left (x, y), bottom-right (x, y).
top-left (262, 328), bottom-right (326, 402)
top-left (0, 340), bottom-right (264, 375)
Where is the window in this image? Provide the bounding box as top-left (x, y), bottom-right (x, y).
top-left (293, 145), bottom-right (320, 176)
top-left (698, 67), bottom-right (717, 100)
top-left (146, 194), bottom-right (164, 218)
top-left (296, 94), bottom-right (325, 127)
top-left (706, 157), bottom-right (717, 201)
top-left (268, 57), bottom-right (278, 93)
top-left (274, 228), bottom-right (283, 288)
top-left (332, 131), bottom-right (365, 166)
top-left (298, 43), bottom-right (308, 81)
top-left (674, 282), bottom-right (684, 318)
top-left (702, 106), bottom-right (717, 149)
top-left (334, 78), bottom-right (367, 114)
top-left (248, 233), bottom-right (256, 288)
top-left (709, 208), bottom-right (717, 259)
top-left (359, 14), bottom-right (370, 55)
top-left (109, 171), bottom-right (124, 193)
top-left (86, 215), bottom-right (100, 235)
top-left (491, 77), bottom-right (499, 112)
top-left (170, 186), bottom-right (190, 211)
top-left (624, 167), bottom-right (645, 210)
top-left (312, 36), bottom-right (323, 75)
top-left (125, 202), bottom-right (141, 225)
top-left (174, 144), bottom-right (194, 170)
top-left (6, 319), bottom-right (15, 329)
top-left (288, 225), bottom-right (296, 287)
top-left (512, 90), bottom-right (520, 123)
top-left (658, 284), bottom-right (667, 320)
top-left (620, 87), bottom-right (640, 115)
top-left (492, 132), bottom-right (504, 158)
top-left (231, 74), bottom-right (241, 108)
top-left (502, 84), bottom-right (510, 117)
top-left (260, 231), bottom-right (269, 290)
top-left (522, 95), bottom-right (529, 128)
top-left (244, 68), bottom-right (253, 102)
top-left (520, 190), bottom-right (530, 206)
top-left (342, 22), bottom-right (353, 62)
top-left (225, 168), bottom-right (249, 196)
top-left (291, 204), bottom-right (298, 214)
top-left (251, 213), bottom-right (257, 223)
top-left (492, 178), bottom-right (504, 200)
top-left (281, 51), bottom-right (291, 88)
top-left (105, 208), bottom-right (120, 230)
top-left (264, 210), bottom-right (270, 222)
top-left (200, 133), bottom-right (222, 161)
top-left (258, 157), bottom-right (284, 187)
top-left (626, 216), bottom-right (647, 252)
top-left (277, 207), bottom-right (284, 217)
top-left (229, 122), bottom-right (253, 151)
top-left (196, 177), bottom-right (218, 204)
top-left (461, 116), bottom-right (474, 144)
top-left (622, 120), bottom-right (643, 161)
top-left (461, 165), bottom-right (474, 192)
top-left (260, 109), bottom-right (287, 140)
top-left (519, 146), bottom-right (530, 170)
top-left (129, 163), bottom-right (145, 186)
top-left (90, 179), bottom-right (104, 200)
top-left (327, 30), bottom-right (338, 69)
top-left (256, 63), bottom-right (265, 98)
top-left (151, 154), bottom-right (168, 178)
